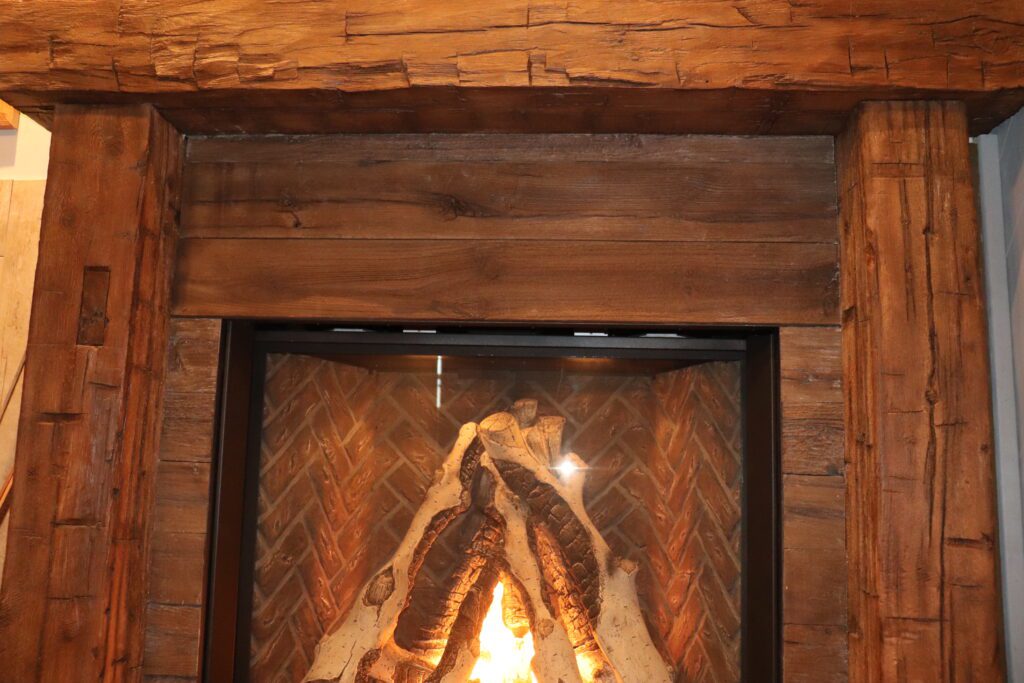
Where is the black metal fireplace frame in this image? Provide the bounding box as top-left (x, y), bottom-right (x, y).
top-left (203, 323), bottom-right (781, 683)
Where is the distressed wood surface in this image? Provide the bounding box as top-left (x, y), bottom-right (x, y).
top-left (143, 319), bottom-right (221, 682)
top-left (174, 133), bottom-right (839, 325)
top-left (182, 134), bottom-right (836, 243)
top-left (1, 1), bottom-right (1023, 134)
top-left (838, 101), bottom-right (1004, 682)
top-left (0, 105), bottom-right (184, 683)
top-left (780, 326), bottom-right (847, 681)
top-left (172, 238), bottom-right (839, 325)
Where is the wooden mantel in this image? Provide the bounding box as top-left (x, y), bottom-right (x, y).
top-left (1, 1), bottom-right (1024, 134)
top-left (0, 1), bottom-right (1016, 682)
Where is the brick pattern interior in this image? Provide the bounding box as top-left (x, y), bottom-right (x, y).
top-left (250, 354), bottom-right (742, 682)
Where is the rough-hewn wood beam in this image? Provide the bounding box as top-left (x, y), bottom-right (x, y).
top-left (838, 101), bottom-right (1004, 682)
top-left (0, 105), bottom-right (183, 683)
top-left (1, 1), bottom-right (1023, 134)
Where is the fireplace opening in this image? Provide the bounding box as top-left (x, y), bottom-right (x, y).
top-left (205, 327), bottom-right (780, 683)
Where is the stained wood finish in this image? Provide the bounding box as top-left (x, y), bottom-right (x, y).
top-left (143, 319), bottom-right (221, 681)
top-left (174, 134), bottom-right (839, 325)
top-left (780, 326), bottom-right (847, 681)
top-left (1, 2), bottom-right (1023, 134)
top-left (183, 134), bottom-right (836, 243)
top-left (838, 101), bottom-right (1004, 682)
top-left (174, 238), bottom-right (838, 325)
top-left (0, 105), bottom-right (184, 683)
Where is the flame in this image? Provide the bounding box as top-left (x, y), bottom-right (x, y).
top-left (469, 581), bottom-right (538, 683)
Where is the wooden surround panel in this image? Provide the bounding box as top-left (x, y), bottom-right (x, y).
top-left (145, 320), bottom-right (845, 683)
top-left (173, 134), bottom-right (839, 326)
top-left (138, 132), bottom-right (847, 681)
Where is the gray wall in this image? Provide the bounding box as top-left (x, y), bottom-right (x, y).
top-left (978, 107), bottom-right (1024, 682)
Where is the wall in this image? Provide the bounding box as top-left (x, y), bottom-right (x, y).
top-left (979, 107), bottom-right (1024, 682)
top-left (0, 110), bottom-right (48, 582)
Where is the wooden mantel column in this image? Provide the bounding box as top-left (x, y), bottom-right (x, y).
top-left (838, 101), bottom-right (1005, 681)
top-left (0, 105), bottom-right (183, 682)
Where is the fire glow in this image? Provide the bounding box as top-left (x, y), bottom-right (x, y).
top-left (469, 581), bottom-right (538, 683)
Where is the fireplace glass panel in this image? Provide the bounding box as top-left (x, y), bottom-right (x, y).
top-left (243, 335), bottom-right (748, 683)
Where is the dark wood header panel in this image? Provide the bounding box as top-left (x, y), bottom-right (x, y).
top-left (173, 134), bottom-right (839, 325)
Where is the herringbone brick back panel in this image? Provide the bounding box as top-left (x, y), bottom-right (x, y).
top-left (250, 354), bottom-right (742, 683)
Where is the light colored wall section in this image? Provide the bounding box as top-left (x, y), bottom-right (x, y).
top-left (0, 114), bottom-right (50, 180)
top-left (0, 110), bottom-right (48, 582)
top-left (979, 107), bottom-right (1024, 682)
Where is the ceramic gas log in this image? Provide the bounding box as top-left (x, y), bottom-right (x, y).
top-left (304, 400), bottom-right (672, 683)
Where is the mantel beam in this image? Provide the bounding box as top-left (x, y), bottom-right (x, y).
top-left (1, 0), bottom-right (1023, 134)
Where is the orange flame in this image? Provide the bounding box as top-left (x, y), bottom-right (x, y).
top-left (469, 581), bottom-right (538, 683)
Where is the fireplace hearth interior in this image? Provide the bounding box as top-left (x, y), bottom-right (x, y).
top-left (221, 329), bottom-right (773, 683)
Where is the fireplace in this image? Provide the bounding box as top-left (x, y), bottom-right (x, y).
top-left (205, 327), bottom-right (778, 683)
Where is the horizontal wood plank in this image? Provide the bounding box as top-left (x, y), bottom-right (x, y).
top-left (151, 461), bottom-right (212, 537)
top-left (172, 238), bottom-right (839, 325)
top-left (182, 134), bottom-right (837, 244)
top-left (187, 133), bottom-right (834, 164)
top-left (783, 624), bottom-right (848, 682)
top-left (143, 605), bottom-right (203, 678)
top-left (780, 326), bottom-right (844, 475)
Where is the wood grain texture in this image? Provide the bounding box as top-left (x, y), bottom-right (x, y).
top-left (780, 326), bottom-right (847, 681)
top-left (838, 101), bottom-right (1004, 682)
top-left (175, 133), bottom-right (838, 325)
top-left (0, 105), bottom-right (184, 683)
top-left (142, 318), bottom-right (220, 683)
top-left (182, 134), bottom-right (836, 244)
top-left (780, 327), bottom-right (844, 476)
top-left (143, 319), bottom-right (220, 683)
top-left (1, 1), bottom-right (1023, 134)
top-left (172, 237), bottom-right (839, 325)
